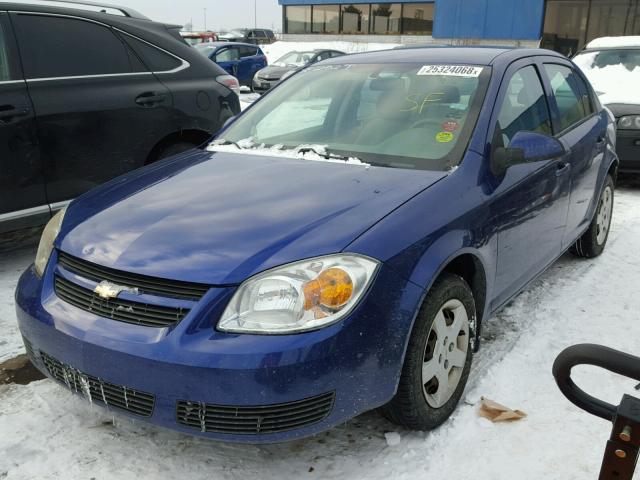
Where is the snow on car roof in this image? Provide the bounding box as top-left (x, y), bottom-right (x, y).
top-left (586, 36), bottom-right (640, 49)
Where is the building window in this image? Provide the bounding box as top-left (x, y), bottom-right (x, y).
top-left (342, 4), bottom-right (370, 34)
top-left (543, 0), bottom-right (640, 55)
top-left (285, 5), bottom-right (312, 34)
top-left (312, 5), bottom-right (340, 34)
top-left (588, 0), bottom-right (636, 41)
top-left (401, 3), bottom-right (434, 35)
top-left (371, 3), bottom-right (401, 34)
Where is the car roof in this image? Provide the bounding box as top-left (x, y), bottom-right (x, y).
top-left (585, 36), bottom-right (640, 50)
top-left (320, 46), bottom-right (565, 66)
top-left (0, 0), bottom-right (149, 20)
top-left (200, 42), bottom-right (262, 49)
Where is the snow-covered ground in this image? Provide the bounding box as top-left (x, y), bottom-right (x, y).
top-left (1, 185), bottom-right (640, 479)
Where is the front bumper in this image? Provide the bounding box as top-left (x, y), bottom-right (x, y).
top-left (15, 255), bottom-right (422, 443)
top-left (252, 77), bottom-right (279, 93)
top-left (616, 130), bottom-right (640, 173)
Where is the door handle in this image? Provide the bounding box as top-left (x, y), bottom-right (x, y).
top-left (135, 93), bottom-right (167, 107)
top-left (0, 105), bottom-right (30, 121)
top-left (555, 162), bottom-right (571, 177)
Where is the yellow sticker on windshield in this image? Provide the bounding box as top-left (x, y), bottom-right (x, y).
top-left (436, 132), bottom-right (454, 143)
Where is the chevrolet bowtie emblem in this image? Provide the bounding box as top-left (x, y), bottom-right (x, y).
top-left (93, 281), bottom-right (136, 300)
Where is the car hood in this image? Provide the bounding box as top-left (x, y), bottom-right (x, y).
top-left (59, 150), bottom-right (446, 285)
top-left (604, 102), bottom-right (640, 117)
top-left (257, 65), bottom-right (294, 79)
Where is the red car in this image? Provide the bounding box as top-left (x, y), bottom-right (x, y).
top-left (181, 31), bottom-right (218, 46)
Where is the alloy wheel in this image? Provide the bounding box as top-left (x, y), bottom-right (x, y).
top-left (596, 185), bottom-right (613, 245)
top-left (422, 299), bottom-right (469, 409)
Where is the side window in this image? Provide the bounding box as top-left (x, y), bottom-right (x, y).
top-left (12, 14), bottom-right (142, 78)
top-left (239, 46), bottom-right (258, 58)
top-left (215, 48), bottom-right (238, 62)
top-left (331, 51), bottom-right (344, 58)
top-left (493, 65), bottom-right (552, 149)
top-left (121, 35), bottom-right (183, 72)
top-left (0, 20), bottom-right (11, 81)
top-left (317, 52), bottom-right (332, 61)
top-left (543, 64), bottom-right (590, 131)
top-left (573, 70), bottom-right (595, 115)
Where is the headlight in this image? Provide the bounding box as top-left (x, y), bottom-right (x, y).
top-left (218, 254), bottom-right (379, 334)
top-left (618, 115), bottom-right (640, 130)
top-left (34, 208), bottom-right (66, 277)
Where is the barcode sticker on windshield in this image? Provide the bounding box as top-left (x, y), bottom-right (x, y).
top-left (417, 65), bottom-right (484, 77)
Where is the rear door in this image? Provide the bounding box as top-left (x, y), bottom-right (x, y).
top-left (237, 45), bottom-right (262, 84)
top-left (541, 61), bottom-right (606, 247)
top-left (489, 61), bottom-right (572, 309)
top-left (0, 12), bottom-right (47, 232)
top-left (10, 12), bottom-right (175, 205)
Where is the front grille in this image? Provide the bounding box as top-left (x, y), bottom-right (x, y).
top-left (58, 251), bottom-right (209, 301)
top-left (41, 352), bottom-right (155, 417)
top-left (55, 276), bottom-right (189, 328)
top-left (176, 392), bottom-right (335, 435)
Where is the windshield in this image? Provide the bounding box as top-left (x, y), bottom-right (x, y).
top-left (273, 51), bottom-right (316, 67)
top-left (214, 63), bottom-right (490, 171)
top-left (574, 49), bottom-right (640, 103)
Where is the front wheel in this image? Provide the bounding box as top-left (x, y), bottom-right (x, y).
top-left (380, 273), bottom-right (474, 430)
top-left (571, 174), bottom-right (615, 258)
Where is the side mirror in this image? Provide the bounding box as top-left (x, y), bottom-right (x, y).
top-left (491, 131), bottom-right (565, 177)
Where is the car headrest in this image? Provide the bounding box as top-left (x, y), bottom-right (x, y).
top-left (432, 85), bottom-right (460, 104)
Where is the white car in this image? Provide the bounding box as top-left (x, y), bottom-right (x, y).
top-left (574, 36), bottom-right (640, 173)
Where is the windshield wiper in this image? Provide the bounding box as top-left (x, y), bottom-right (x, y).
top-left (212, 139), bottom-right (247, 150)
top-left (297, 146), bottom-right (358, 162)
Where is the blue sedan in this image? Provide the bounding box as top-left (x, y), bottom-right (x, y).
top-left (16, 47), bottom-right (617, 443)
top-left (194, 41), bottom-right (268, 87)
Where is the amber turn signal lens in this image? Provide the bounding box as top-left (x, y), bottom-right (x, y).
top-left (303, 268), bottom-right (354, 311)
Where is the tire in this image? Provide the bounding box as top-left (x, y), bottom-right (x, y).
top-left (380, 273), bottom-right (475, 430)
top-left (154, 141), bottom-right (198, 162)
top-left (571, 174), bottom-right (614, 259)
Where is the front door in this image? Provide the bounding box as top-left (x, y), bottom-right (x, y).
top-left (0, 13), bottom-right (46, 232)
top-left (10, 12), bottom-right (174, 205)
top-left (214, 46), bottom-right (241, 78)
top-left (489, 62), bottom-right (572, 309)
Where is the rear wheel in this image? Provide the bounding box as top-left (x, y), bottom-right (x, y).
top-left (381, 273), bottom-right (474, 430)
top-left (571, 174), bottom-right (614, 258)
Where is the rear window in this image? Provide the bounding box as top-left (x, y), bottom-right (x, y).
top-left (121, 34), bottom-right (183, 72)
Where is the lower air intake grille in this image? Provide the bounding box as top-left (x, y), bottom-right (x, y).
top-left (41, 352), bottom-right (155, 417)
top-left (176, 392), bottom-right (335, 435)
top-left (54, 276), bottom-right (188, 328)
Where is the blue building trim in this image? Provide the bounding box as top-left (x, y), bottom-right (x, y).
top-left (432, 0), bottom-right (544, 40)
top-left (279, 0), bottom-right (545, 41)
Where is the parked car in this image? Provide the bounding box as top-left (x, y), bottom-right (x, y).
top-left (253, 49), bottom-right (346, 93)
top-left (574, 36), bottom-right (640, 173)
top-left (218, 28), bottom-right (275, 45)
top-left (180, 31), bottom-right (218, 45)
top-left (195, 42), bottom-right (267, 87)
top-left (17, 47), bottom-right (618, 443)
top-left (0, 1), bottom-right (241, 235)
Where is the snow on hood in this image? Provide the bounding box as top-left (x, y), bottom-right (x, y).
top-left (574, 51), bottom-right (640, 105)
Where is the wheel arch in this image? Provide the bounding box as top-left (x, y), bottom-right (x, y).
top-left (146, 129), bottom-right (213, 165)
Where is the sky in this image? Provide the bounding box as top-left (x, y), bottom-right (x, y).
top-left (121, 0), bottom-right (283, 32)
